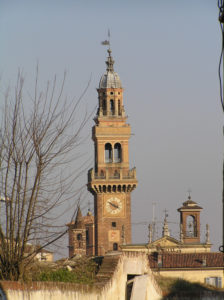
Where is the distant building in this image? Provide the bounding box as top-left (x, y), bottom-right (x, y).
top-left (67, 207), bottom-right (95, 257)
top-left (122, 196), bottom-right (211, 254)
top-left (25, 243), bottom-right (54, 262)
top-left (121, 196), bottom-right (224, 288)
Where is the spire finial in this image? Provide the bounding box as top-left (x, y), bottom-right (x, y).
top-left (101, 30), bottom-right (114, 72)
top-left (106, 48), bottom-right (114, 72)
top-left (162, 209), bottom-right (170, 237)
top-left (206, 224), bottom-right (210, 244)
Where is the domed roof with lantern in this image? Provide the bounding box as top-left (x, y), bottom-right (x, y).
top-left (99, 48), bottom-right (122, 89)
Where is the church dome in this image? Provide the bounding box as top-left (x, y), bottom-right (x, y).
top-left (99, 71), bottom-right (122, 89)
top-left (99, 48), bottom-right (122, 89)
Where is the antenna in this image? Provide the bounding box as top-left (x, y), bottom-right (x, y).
top-left (152, 202), bottom-right (156, 241)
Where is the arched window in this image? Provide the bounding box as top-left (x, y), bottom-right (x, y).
top-left (186, 215), bottom-right (196, 237)
top-left (118, 99), bottom-right (121, 115)
top-left (77, 233), bottom-right (82, 241)
top-left (103, 99), bottom-right (106, 115)
top-left (114, 170), bottom-right (119, 178)
top-left (114, 143), bottom-right (122, 162)
top-left (113, 243), bottom-right (118, 251)
top-left (86, 230), bottom-right (89, 244)
top-left (110, 100), bottom-right (115, 115)
top-left (105, 143), bottom-right (112, 163)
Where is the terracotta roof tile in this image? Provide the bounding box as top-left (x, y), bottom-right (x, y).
top-left (148, 252), bottom-right (224, 269)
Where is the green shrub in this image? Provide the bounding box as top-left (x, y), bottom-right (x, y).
top-left (34, 258), bottom-right (98, 284)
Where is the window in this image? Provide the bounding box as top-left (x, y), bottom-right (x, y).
top-left (110, 100), bottom-right (115, 115)
top-left (205, 277), bottom-right (222, 288)
top-left (86, 230), bottom-right (89, 244)
top-left (113, 243), bottom-right (118, 251)
top-left (112, 222), bottom-right (116, 228)
top-left (114, 170), bottom-right (119, 178)
top-left (114, 143), bottom-right (122, 162)
top-left (105, 143), bottom-right (112, 163)
top-left (118, 100), bottom-right (121, 115)
top-left (103, 99), bottom-right (106, 115)
top-left (77, 233), bottom-right (82, 241)
top-left (110, 92), bottom-right (113, 95)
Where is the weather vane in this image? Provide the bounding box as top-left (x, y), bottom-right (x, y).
top-left (101, 29), bottom-right (111, 48)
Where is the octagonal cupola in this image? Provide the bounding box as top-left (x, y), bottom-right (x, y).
top-left (97, 48), bottom-right (125, 119)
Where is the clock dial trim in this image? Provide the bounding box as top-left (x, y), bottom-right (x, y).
top-left (103, 194), bottom-right (126, 217)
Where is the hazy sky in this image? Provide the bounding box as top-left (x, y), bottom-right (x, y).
top-left (0, 0), bottom-right (223, 256)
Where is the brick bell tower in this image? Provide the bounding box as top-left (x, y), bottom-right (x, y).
top-left (88, 48), bottom-right (138, 256)
top-left (178, 195), bottom-right (202, 244)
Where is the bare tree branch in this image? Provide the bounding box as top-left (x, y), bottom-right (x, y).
top-left (0, 68), bottom-right (93, 280)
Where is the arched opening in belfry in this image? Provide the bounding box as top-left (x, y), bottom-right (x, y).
top-left (110, 99), bottom-right (115, 115)
top-left (113, 243), bottom-right (118, 251)
top-left (118, 99), bottom-right (121, 115)
top-left (114, 143), bottom-right (122, 162)
top-left (105, 143), bottom-right (112, 163)
top-left (113, 185), bottom-right (116, 192)
top-left (103, 99), bottom-right (107, 115)
top-left (186, 215), bottom-right (196, 237)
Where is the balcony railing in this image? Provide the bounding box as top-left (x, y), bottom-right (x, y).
top-left (88, 168), bottom-right (136, 182)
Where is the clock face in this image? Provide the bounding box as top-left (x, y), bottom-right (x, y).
top-left (106, 197), bottom-right (122, 214)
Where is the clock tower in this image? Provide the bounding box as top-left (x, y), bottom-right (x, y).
top-left (88, 48), bottom-right (138, 255)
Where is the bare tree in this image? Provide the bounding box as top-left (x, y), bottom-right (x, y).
top-left (0, 67), bottom-right (92, 280)
top-left (218, 0), bottom-right (224, 253)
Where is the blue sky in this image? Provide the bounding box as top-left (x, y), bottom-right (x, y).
top-left (0, 0), bottom-right (223, 256)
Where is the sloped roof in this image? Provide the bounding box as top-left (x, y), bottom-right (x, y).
top-left (148, 252), bottom-right (224, 269)
top-left (178, 196), bottom-right (202, 211)
top-left (74, 206), bottom-right (84, 229)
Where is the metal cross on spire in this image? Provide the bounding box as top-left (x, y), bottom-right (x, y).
top-left (187, 189), bottom-right (192, 199)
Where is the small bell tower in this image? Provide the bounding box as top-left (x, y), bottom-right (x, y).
top-left (177, 195), bottom-right (202, 244)
top-left (67, 207), bottom-right (86, 257)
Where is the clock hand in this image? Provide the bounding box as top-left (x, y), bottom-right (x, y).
top-left (108, 201), bottom-right (119, 209)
